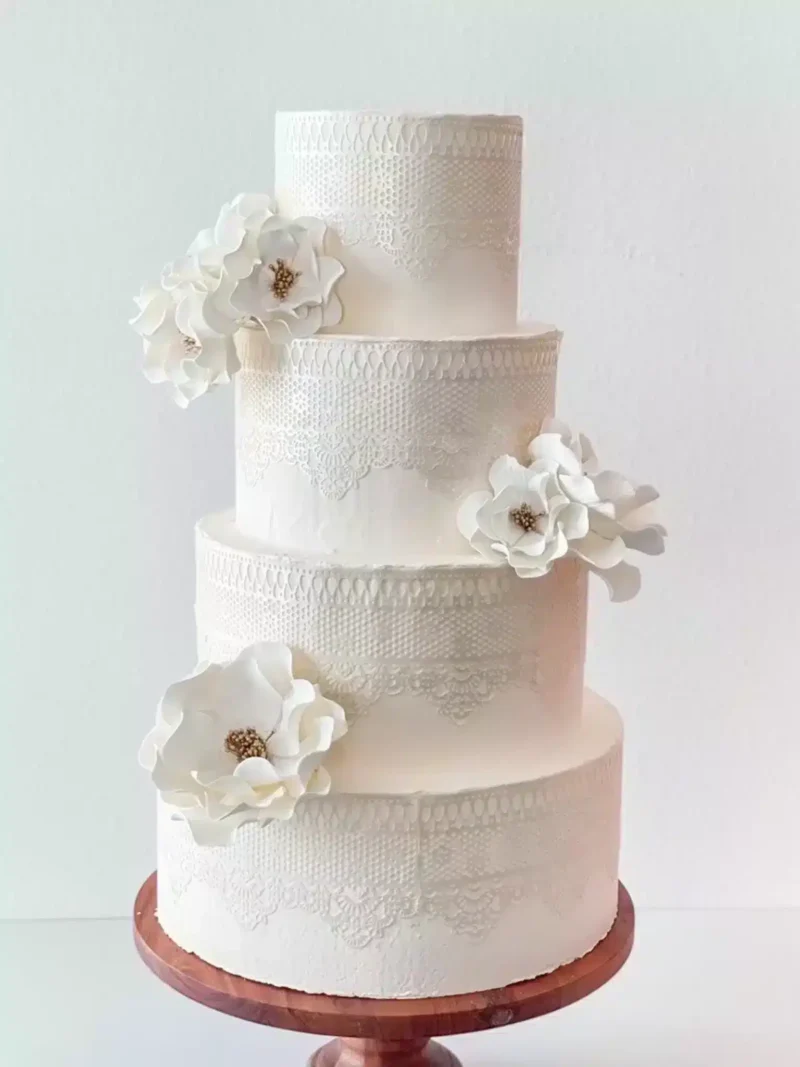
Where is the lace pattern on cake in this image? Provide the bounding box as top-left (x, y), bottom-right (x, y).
top-left (158, 741), bottom-right (622, 948)
top-left (275, 113), bottom-right (522, 280)
top-left (235, 333), bottom-right (560, 501)
top-left (195, 527), bottom-right (586, 721)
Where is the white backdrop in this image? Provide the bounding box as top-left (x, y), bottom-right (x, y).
top-left (2, 0), bottom-right (799, 920)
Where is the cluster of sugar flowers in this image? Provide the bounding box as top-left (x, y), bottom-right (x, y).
top-left (139, 642), bottom-right (348, 844)
top-left (131, 194), bottom-right (345, 407)
top-left (457, 419), bottom-right (666, 600)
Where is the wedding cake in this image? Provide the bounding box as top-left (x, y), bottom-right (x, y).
top-left (135, 112), bottom-right (665, 999)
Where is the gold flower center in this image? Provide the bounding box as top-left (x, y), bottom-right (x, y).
top-left (509, 503), bottom-right (544, 533)
top-left (268, 258), bottom-right (301, 301)
top-left (224, 727), bottom-right (269, 762)
top-left (181, 333), bottom-right (200, 354)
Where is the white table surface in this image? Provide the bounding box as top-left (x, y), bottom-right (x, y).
top-left (1, 908), bottom-right (798, 1066)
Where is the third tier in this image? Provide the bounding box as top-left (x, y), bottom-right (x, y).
top-left (235, 326), bottom-right (560, 559)
top-left (196, 512), bottom-right (587, 793)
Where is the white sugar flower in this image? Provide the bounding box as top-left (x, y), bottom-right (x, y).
top-left (131, 282), bottom-right (238, 409)
top-left (528, 418), bottom-right (666, 601)
top-left (231, 215), bottom-right (345, 343)
top-left (170, 193), bottom-right (277, 328)
top-left (131, 195), bottom-right (277, 406)
top-left (133, 195), bottom-right (346, 402)
top-left (139, 642), bottom-right (348, 845)
top-left (457, 455), bottom-right (589, 578)
top-left (458, 418), bottom-right (666, 599)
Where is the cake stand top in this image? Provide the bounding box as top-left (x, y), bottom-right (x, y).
top-left (134, 873), bottom-right (634, 1039)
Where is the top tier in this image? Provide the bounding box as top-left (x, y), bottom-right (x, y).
top-left (274, 112), bottom-right (523, 337)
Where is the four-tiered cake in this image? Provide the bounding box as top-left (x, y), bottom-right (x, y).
top-left (135, 112), bottom-right (664, 999)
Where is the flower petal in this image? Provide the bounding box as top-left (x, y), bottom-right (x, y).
top-left (183, 809), bottom-right (251, 846)
top-left (559, 473), bottom-right (600, 505)
top-left (321, 290), bottom-right (343, 328)
top-left (316, 255), bottom-right (346, 299)
top-left (592, 469), bottom-right (634, 503)
top-left (488, 454), bottom-right (530, 494)
top-left (589, 560), bottom-right (642, 602)
top-left (233, 756), bottom-right (282, 787)
top-left (216, 659), bottom-right (283, 736)
top-left (456, 491), bottom-right (491, 542)
top-left (558, 501), bottom-right (590, 540)
top-left (570, 530), bottom-right (627, 569)
top-left (621, 526), bottom-right (666, 555)
top-left (306, 766), bottom-right (332, 796)
top-left (257, 789), bottom-right (300, 821)
top-left (528, 432), bottom-right (582, 475)
top-left (130, 285), bottom-right (170, 336)
top-left (294, 216), bottom-right (327, 247)
top-left (246, 642), bottom-right (295, 699)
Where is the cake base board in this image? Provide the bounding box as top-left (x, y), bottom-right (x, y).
top-left (134, 873), bottom-right (634, 1067)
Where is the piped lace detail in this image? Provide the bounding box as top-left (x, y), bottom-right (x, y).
top-left (158, 740), bottom-right (622, 949)
top-left (275, 113), bottom-right (522, 280)
top-left (195, 521), bottom-right (587, 722)
top-left (235, 332), bottom-right (559, 502)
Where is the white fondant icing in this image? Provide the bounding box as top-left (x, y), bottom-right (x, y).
top-left (274, 112), bottom-right (522, 336)
top-left (156, 693), bottom-right (622, 998)
top-left (234, 326), bottom-right (560, 559)
top-left (196, 512), bottom-right (588, 794)
top-left (142, 110), bottom-right (631, 1000)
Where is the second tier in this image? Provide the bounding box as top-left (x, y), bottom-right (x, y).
top-left (196, 512), bottom-right (588, 793)
top-left (234, 325), bottom-right (560, 560)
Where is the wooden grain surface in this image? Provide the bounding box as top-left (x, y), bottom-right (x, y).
top-left (134, 872), bottom-right (634, 1039)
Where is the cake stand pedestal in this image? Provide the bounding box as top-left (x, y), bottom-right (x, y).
top-left (134, 873), bottom-right (634, 1067)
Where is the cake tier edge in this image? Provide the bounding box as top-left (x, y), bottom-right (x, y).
top-left (156, 692), bottom-right (621, 998)
top-left (234, 324), bottom-right (561, 559)
top-left (275, 111), bottom-right (524, 336)
top-left (196, 511), bottom-right (588, 793)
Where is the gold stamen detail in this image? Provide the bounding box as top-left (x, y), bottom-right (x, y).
top-left (224, 727), bottom-right (269, 762)
top-left (268, 258), bottom-right (301, 301)
top-left (509, 503), bottom-right (544, 533)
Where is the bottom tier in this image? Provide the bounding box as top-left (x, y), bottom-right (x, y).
top-left (156, 692), bottom-right (622, 999)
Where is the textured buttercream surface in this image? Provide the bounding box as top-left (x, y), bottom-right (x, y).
top-left (274, 111), bottom-right (523, 336)
top-left (195, 511), bottom-right (588, 793)
top-left (234, 325), bottom-right (560, 559)
top-left (150, 111), bottom-right (625, 1001)
top-left (157, 693), bottom-right (622, 998)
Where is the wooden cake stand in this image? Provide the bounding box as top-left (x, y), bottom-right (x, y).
top-left (134, 873), bottom-right (634, 1067)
